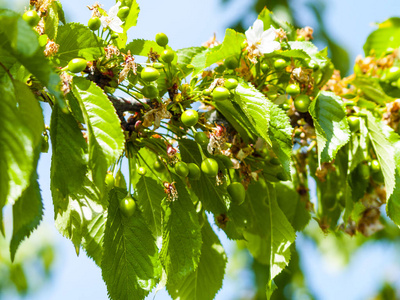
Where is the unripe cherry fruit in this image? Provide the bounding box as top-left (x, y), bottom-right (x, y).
top-left (201, 158), bottom-right (219, 177)
top-left (175, 161), bottom-right (189, 177)
top-left (181, 109), bottom-right (199, 127)
top-left (187, 163), bottom-right (201, 180)
top-left (224, 78), bottom-right (238, 90)
top-left (22, 10), bottom-right (40, 27)
top-left (119, 196), bottom-right (136, 217)
top-left (68, 58), bottom-right (87, 73)
top-left (212, 86), bottom-right (230, 101)
top-left (227, 182), bottom-right (246, 205)
top-left (141, 67), bottom-right (160, 82)
top-left (88, 17), bottom-right (101, 31)
top-left (161, 49), bottom-right (175, 63)
top-left (155, 32), bottom-right (169, 47)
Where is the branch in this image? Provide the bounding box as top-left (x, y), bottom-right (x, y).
top-left (107, 95), bottom-right (152, 128)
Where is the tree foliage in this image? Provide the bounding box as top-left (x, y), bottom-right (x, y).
top-left (1, 1), bottom-right (400, 299)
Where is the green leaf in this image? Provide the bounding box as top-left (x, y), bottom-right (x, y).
top-left (364, 111), bottom-right (396, 199)
top-left (160, 175), bottom-right (202, 286)
top-left (191, 47), bottom-right (212, 76)
top-left (82, 211), bottom-right (107, 266)
top-left (275, 182), bottom-right (310, 231)
top-left (10, 264), bottom-right (28, 294)
top-left (102, 188), bottom-right (161, 300)
top-left (176, 46), bottom-right (205, 76)
top-left (288, 41), bottom-right (329, 68)
top-left (386, 130), bottom-right (400, 225)
top-left (352, 76), bottom-right (393, 105)
top-left (136, 176), bottom-right (164, 239)
top-left (72, 77), bottom-right (125, 187)
top-left (364, 24), bottom-right (400, 57)
top-left (121, 0), bottom-right (140, 32)
top-left (268, 49), bottom-right (310, 61)
top-left (50, 103), bottom-right (88, 198)
top-left (0, 10), bottom-right (64, 109)
top-left (54, 23), bottom-right (103, 66)
top-left (0, 77), bottom-right (43, 210)
top-left (213, 100), bottom-right (257, 143)
top-left (205, 29), bottom-right (245, 67)
top-left (264, 101), bottom-right (293, 180)
top-left (44, 1), bottom-right (59, 40)
top-left (234, 81), bottom-right (272, 146)
top-left (243, 182), bottom-right (295, 299)
top-left (167, 220), bottom-right (227, 300)
top-left (53, 174), bottom-right (104, 250)
top-left (309, 91), bottom-right (351, 164)
top-left (10, 173), bottom-right (43, 262)
top-left (258, 7), bottom-right (295, 39)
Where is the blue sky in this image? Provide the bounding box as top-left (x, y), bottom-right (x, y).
top-left (3, 0), bottom-right (400, 299)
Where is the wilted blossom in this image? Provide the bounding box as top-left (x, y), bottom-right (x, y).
top-left (87, 2), bottom-right (102, 18)
top-left (245, 19), bottom-right (281, 63)
top-left (119, 50), bottom-right (137, 83)
top-left (142, 103), bottom-right (172, 129)
top-left (100, 1), bottom-right (123, 33)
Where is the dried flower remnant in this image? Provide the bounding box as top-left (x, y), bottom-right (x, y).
top-left (202, 33), bottom-right (220, 48)
top-left (119, 51), bottom-right (137, 83)
top-left (44, 39), bottom-right (59, 57)
top-left (148, 48), bottom-right (160, 63)
top-left (207, 125), bottom-right (228, 155)
top-left (87, 2), bottom-right (102, 18)
top-left (104, 45), bottom-right (120, 59)
top-left (163, 181), bottom-right (178, 202)
top-left (142, 102), bottom-right (172, 129)
top-left (60, 71), bottom-right (73, 95)
top-left (296, 26), bottom-right (314, 41)
top-left (323, 70), bottom-right (352, 95)
top-left (383, 99), bottom-right (400, 132)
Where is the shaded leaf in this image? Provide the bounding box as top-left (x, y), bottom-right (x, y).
top-left (160, 175), bottom-right (202, 285)
top-left (167, 220), bottom-right (227, 300)
top-left (102, 188), bottom-right (161, 300)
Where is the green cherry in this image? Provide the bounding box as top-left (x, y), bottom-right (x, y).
top-left (119, 196), bottom-right (136, 217)
top-left (212, 86), bottom-right (230, 101)
top-left (294, 94), bottom-right (310, 113)
top-left (88, 17), bottom-right (101, 31)
top-left (347, 116), bottom-right (360, 132)
top-left (22, 10), bottom-right (40, 27)
top-left (227, 182), bottom-right (246, 205)
top-left (286, 83), bottom-right (301, 97)
top-left (224, 56), bottom-right (239, 70)
top-left (161, 49), bottom-right (175, 63)
top-left (201, 158), bottom-right (219, 177)
top-left (68, 58), bottom-right (87, 73)
top-left (274, 59), bottom-right (288, 70)
top-left (181, 109), bottom-right (199, 127)
top-left (155, 32), bottom-right (169, 47)
top-left (141, 67), bottom-right (160, 82)
top-left (224, 78), bottom-right (238, 90)
top-left (175, 161), bottom-right (190, 177)
top-left (117, 6), bottom-right (130, 19)
top-left (188, 163), bottom-right (201, 180)
top-left (142, 85), bottom-right (158, 98)
top-left (194, 132), bottom-right (209, 146)
top-left (137, 166), bottom-right (147, 175)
